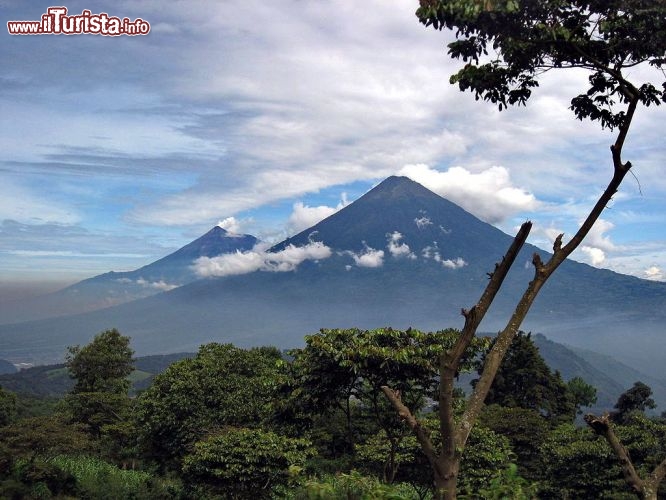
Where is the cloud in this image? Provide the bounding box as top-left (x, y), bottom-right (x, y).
top-left (194, 241), bottom-right (332, 277)
top-left (421, 244), bottom-right (466, 269)
top-left (441, 257), bottom-right (467, 269)
top-left (288, 194), bottom-right (349, 234)
top-left (343, 245), bottom-right (385, 268)
top-left (415, 216), bottom-right (432, 229)
top-left (135, 278), bottom-right (180, 292)
top-left (217, 217), bottom-right (242, 234)
top-left (399, 164), bottom-right (539, 223)
top-left (584, 218), bottom-right (617, 252)
top-left (581, 246), bottom-right (606, 266)
top-left (644, 266), bottom-right (664, 281)
top-left (386, 231), bottom-right (415, 259)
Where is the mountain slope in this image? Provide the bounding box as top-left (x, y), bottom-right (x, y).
top-left (0, 176), bottom-right (664, 378)
top-left (3, 335), bottom-right (664, 411)
top-left (0, 227), bottom-right (257, 325)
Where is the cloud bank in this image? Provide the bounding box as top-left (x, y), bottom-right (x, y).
top-left (400, 164), bottom-right (539, 223)
top-left (194, 241), bottom-right (332, 277)
top-left (288, 194), bottom-right (349, 234)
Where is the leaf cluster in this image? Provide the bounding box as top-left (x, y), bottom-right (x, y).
top-left (416, 0), bottom-right (666, 128)
top-left (134, 343), bottom-right (285, 464)
top-left (182, 427), bottom-right (315, 498)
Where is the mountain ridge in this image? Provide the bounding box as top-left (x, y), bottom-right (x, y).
top-left (0, 176), bottom-right (664, 381)
top-left (0, 226), bottom-right (258, 325)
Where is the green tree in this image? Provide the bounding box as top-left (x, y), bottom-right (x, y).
top-left (182, 427), bottom-right (315, 499)
top-left (66, 329), bottom-right (134, 395)
top-left (546, 415), bottom-right (666, 499)
top-left (584, 383), bottom-right (665, 499)
top-left (0, 416), bottom-right (93, 462)
top-left (611, 382), bottom-right (657, 424)
top-left (64, 329), bottom-right (135, 463)
top-left (479, 405), bottom-right (550, 482)
top-left (355, 421), bottom-right (521, 498)
top-left (475, 332), bottom-right (575, 424)
top-left (379, 2), bottom-right (666, 497)
top-left (567, 376), bottom-right (598, 415)
top-left (135, 343), bottom-right (284, 466)
top-left (289, 328), bottom-right (488, 483)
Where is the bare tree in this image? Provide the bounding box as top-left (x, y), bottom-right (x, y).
top-left (381, 1), bottom-right (666, 498)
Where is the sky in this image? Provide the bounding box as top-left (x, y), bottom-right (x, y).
top-left (1, 0), bottom-right (666, 296)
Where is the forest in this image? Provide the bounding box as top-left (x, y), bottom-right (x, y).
top-left (0, 327), bottom-right (664, 499)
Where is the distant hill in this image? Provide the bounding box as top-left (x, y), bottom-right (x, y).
top-left (0, 226), bottom-right (257, 324)
top-left (0, 176), bottom-right (664, 384)
top-left (567, 343), bottom-right (666, 414)
top-left (2, 334), bottom-right (664, 412)
top-left (531, 334), bottom-right (625, 408)
top-left (0, 352), bottom-right (194, 398)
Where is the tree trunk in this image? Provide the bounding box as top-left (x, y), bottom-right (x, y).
top-left (433, 459), bottom-right (460, 500)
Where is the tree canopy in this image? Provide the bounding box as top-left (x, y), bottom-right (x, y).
top-left (417, 0), bottom-right (666, 125)
top-left (134, 343), bottom-right (285, 465)
top-left (475, 331), bottom-right (576, 423)
top-left (66, 328), bottom-right (134, 395)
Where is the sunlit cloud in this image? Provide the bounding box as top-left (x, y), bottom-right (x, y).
top-left (194, 241), bottom-right (332, 277)
top-left (399, 164), bottom-right (539, 223)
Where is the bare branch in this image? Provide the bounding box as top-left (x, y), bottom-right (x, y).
top-left (584, 414), bottom-right (644, 496)
top-left (380, 386), bottom-right (442, 477)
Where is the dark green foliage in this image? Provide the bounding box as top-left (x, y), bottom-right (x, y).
top-left (458, 425), bottom-right (519, 496)
top-left (542, 415), bottom-right (666, 498)
top-left (16, 459), bottom-right (77, 497)
top-left (66, 328), bottom-right (134, 395)
top-left (295, 470), bottom-right (421, 499)
top-left (416, 0), bottom-right (666, 127)
top-left (0, 416), bottom-right (94, 460)
top-left (182, 427), bottom-right (314, 498)
top-left (49, 455), bottom-right (180, 499)
top-left (474, 463), bottom-right (539, 500)
top-left (288, 328), bottom-right (489, 483)
top-left (135, 343), bottom-right (284, 464)
top-left (355, 418), bottom-right (517, 496)
top-left (540, 423), bottom-right (630, 498)
top-left (611, 381), bottom-right (657, 424)
top-left (64, 329), bottom-right (135, 458)
top-left (0, 385), bottom-right (17, 426)
top-left (567, 376), bottom-right (598, 415)
top-left (475, 332), bottom-right (576, 424)
top-left (479, 405), bottom-right (550, 481)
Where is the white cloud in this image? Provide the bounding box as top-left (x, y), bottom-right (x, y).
top-left (584, 218), bottom-right (617, 252)
top-left (415, 216), bottom-right (432, 229)
top-left (288, 194), bottom-right (348, 234)
top-left (441, 257), bottom-right (467, 269)
top-left (644, 266), bottom-right (664, 281)
top-left (217, 217), bottom-right (242, 234)
top-left (386, 231), bottom-right (415, 259)
top-left (581, 246), bottom-right (606, 266)
top-left (399, 164), bottom-right (539, 223)
top-left (422, 244), bottom-right (440, 262)
top-left (194, 241), bottom-right (332, 277)
top-left (421, 243), bottom-right (465, 269)
top-left (343, 245), bottom-right (385, 268)
top-left (135, 278), bottom-right (180, 292)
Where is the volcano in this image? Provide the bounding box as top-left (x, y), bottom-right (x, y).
top-left (1, 176), bottom-right (665, 379)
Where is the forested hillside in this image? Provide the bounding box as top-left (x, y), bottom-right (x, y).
top-left (0, 328), bottom-right (664, 499)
